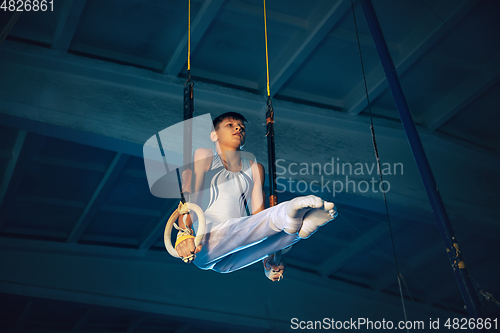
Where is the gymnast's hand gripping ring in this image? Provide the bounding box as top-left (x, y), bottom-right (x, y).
top-left (164, 201), bottom-right (206, 259)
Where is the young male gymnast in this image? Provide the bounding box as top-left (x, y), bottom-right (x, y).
top-left (175, 112), bottom-right (338, 281)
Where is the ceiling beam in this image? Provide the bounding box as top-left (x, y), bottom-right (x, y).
top-left (317, 223), bottom-right (390, 277)
top-left (123, 169), bottom-right (146, 179)
top-left (336, 204), bottom-right (429, 234)
top-left (70, 42), bottom-right (164, 70)
top-left (0, 236), bottom-right (458, 329)
top-left (34, 156), bottom-right (107, 173)
top-left (15, 195), bottom-right (86, 208)
top-left (329, 28), bottom-right (398, 49)
top-left (0, 133), bottom-right (46, 230)
top-left (423, 260), bottom-right (491, 306)
top-left (275, 88), bottom-right (343, 110)
top-left (495, 137), bottom-right (500, 153)
top-left (421, 53), bottom-right (484, 73)
top-left (0, 129), bottom-right (26, 209)
top-left (1, 39), bottom-right (497, 165)
top-left (126, 317), bottom-right (144, 333)
top-left (0, 148), bottom-right (12, 159)
top-left (1, 40), bottom-right (499, 233)
top-left (1, 226), bottom-right (67, 240)
top-left (138, 200), bottom-right (178, 250)
top-left (346, 0), bottom-right (479, 115)
top-left (423, 281), bottom-right (460, 307)
top-left (175, 323), bottom-right (192, 333)
top-left (224, 0), bottom-right (308, 29)
top-left (263, 0), bottom-right (351, 97)
top-left (163, 0), bottom-right (225, 76)
top-left (51, 0), bottom-right (87, 52)
top-left (1, 227), bottom-right (162, 249)
top-left (9, 196), bottom-right (162, 217)
top-left (310, 232), bottom-right (351, 248)
top-left (421, 70), bottom-right (498, 130)
top-left (71, 309), bottom-right (93, 332)
top-left (100, 204), bottom-right (161, 217)
top-left (287, 260), bottom-right (462, 318)
top-left (67, 153), bottom-right (130, 243)
top-left (328, 271), bottom-right (374, 288)
top-left (0, 236), bottom-right (171, 261)
top-left (78, 233), bottom-right (139, 246)
top-left (190, 68), bottom-right (259, 91)
top-left (15, 300), bottom-right (34, 330)
top-left (374, 241), bottom-right (444, 292)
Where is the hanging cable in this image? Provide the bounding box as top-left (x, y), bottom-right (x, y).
top-left (180, 0), bottom-right (194, 203)
top-left (184, 0), bottom-right (194, 118)
top-left (350, 0), bottom-right (410, 329)
top-left (263, 0), bottom-right (271, 98)
top-left (263, 0), bottom-right (277, 208)
top-left (263, 0), bottom-right (281, 265)
top-left (187, 0), bottom-right (191, 74)
top-left (164, 0), bottom-right (207, 263)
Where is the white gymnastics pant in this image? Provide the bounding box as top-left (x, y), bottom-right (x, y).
top-left (193, 202), bottom-right (300, 273)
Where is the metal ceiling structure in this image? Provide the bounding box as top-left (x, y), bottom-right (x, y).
top-left (0, 0), bottom-right (499, 332)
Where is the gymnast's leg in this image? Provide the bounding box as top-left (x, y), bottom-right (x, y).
top-left (194, 195), bottom-right (337, 272)
top-left (209, 232), bottom-right (299, 273)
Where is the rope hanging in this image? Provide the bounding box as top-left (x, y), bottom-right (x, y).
top-left (263, 0), bottom-right (271, 98)
top-left (164, 0), bottom-right (207, 263)
top-left (263, 0), bottom-right (281, 265)
top-left (350, 0), bottom-right (409, 329)
top-left (187, 0), bottom-right (191, 73)
top-left (184, 0), bottom-right (194, 152)
top-left (179, 0), bottom-right (195, 203)
top-left (263, 0), bottom-right (277, 208)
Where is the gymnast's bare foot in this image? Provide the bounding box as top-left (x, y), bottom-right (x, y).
top-left (263, 255), bottom-right (286, 281)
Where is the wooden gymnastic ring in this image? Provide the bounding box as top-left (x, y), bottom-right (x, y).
top-left (164, 202), bottom-right (206, 258)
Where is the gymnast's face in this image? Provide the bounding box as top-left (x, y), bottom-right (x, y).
top-left (211, 118), bottom-right (246, 150)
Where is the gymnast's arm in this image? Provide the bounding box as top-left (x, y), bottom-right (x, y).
top-left (250, 161), bottom-right (266, 215)
top-left (175, 148), bottom-right (212, 258)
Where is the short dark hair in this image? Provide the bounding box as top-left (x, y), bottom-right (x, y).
top-left (212, 112), bottom-right (247, 130)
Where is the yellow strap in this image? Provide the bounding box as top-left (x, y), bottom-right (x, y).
top-left (175, 234), bottom-right (195, 249)
top-left (188, 0), bottom-right (191, 71)
top-left (263, 0), bottom-right (270, 97)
